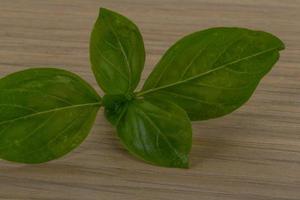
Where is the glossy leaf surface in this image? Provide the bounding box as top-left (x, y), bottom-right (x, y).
top-left (141, 28), bottom-right (284, 120)
top-left (0, 68), bottom-right (101, 163)
top-left (116, 98), bottom-right (192, 168)
top-left (90, 8), bottom-right (145, 94)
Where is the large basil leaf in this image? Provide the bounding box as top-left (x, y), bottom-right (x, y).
top-left (90, 8), bottom-right (145, 95)
top-left (116, 98), bottom-right (192, 168)
top-left (0, 68), bottom-right (101, 163)
top-left (140, 28), bottom-right (285, 120)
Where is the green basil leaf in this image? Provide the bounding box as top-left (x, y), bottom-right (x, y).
top-left (140, 27), bottom-right (285, 121)
top-left (90, 8), bottom-right (145, 95)
top-left (0, 68), bottom-right (101, 163)
top-left (116, 98), bottom-right (192, 168)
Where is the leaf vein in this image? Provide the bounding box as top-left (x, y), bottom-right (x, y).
top-left (136, 106), bottom-right (183, 160)
top-left (138, 46), bottom-right (280, 96)
top-left (103, 17), bottom-right (132, 92)
top-left (0, 102), bottom-right (101, 126)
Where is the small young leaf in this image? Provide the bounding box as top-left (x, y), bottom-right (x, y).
top-left (0, 68), bottom-right (101, 163)
top-left (116, 98), bottom-right (192, 168)
top-left (102, 94), bottom-right (131, 126)
top-left (140, 28), bottom-right (285, 120)
top-left (90, 8), bottom-right (145, 95)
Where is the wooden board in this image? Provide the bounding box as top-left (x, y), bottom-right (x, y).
top-left (0, 0), bottom-right (299, 199)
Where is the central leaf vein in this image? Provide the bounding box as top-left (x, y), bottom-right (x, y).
top-left (0, 102), bottom-right (101, 126)
top-left (137, 46), bottom-right (280, 96)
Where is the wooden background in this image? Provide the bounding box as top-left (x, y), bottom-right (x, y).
top-left (0, 0), bottom-right (299, 199)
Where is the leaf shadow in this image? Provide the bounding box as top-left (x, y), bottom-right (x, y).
top-left (189, 136), bottom-right (233, 168)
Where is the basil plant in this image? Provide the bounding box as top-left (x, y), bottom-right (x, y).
top-left (0, 8), bottom-right (284, 168)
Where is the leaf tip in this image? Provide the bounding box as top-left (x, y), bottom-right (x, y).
top-left (178, 161), bottom-right (190, 169)
top-left (272, 34), bottom-right (285, 51)
top-left (99, 7), bottom-right (110, 13)
top-left (279, 40), bottom-right (285, 51)
top-left (99, 7), bottom-right (118, 18)
top-left (170, 154), bottom-right (190, 169)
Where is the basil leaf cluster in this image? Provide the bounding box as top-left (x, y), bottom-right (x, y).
top-left (0, 8), bottom-right (284, 168)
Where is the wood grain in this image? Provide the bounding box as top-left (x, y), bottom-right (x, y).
top-left (0, 0), bottom-right (299, 199)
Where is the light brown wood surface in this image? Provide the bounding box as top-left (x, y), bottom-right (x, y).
top-left (0, 0), bottom-right (299, 199)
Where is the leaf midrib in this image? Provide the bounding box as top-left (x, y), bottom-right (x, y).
top-left (135, 104), bottom-right (184, 161)
top-left (137, 46), bottom-right (281, 97)
top-left (102, 15), bottom-right (132, 93)
top-left (0, 102), bottom-right (101, 126)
